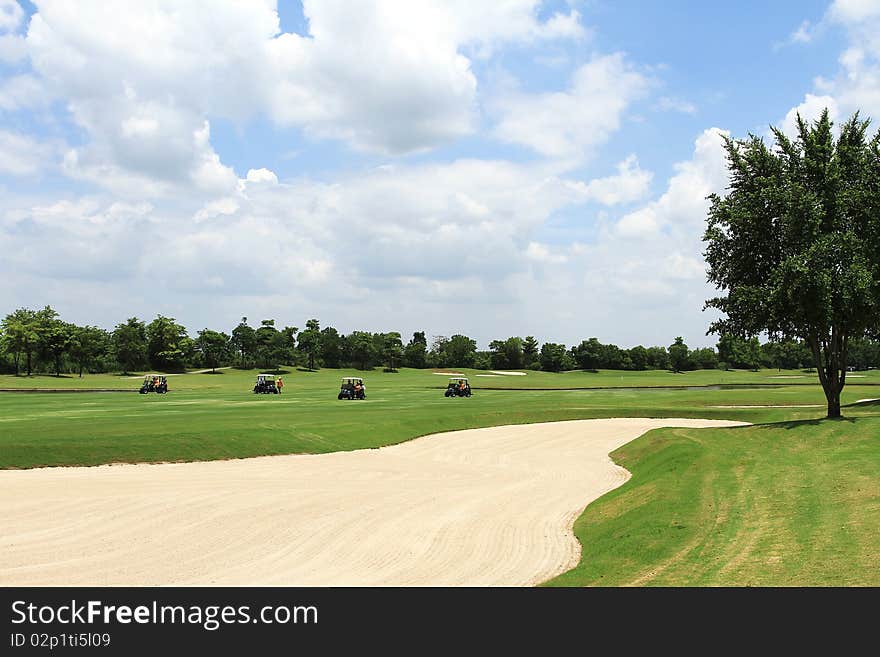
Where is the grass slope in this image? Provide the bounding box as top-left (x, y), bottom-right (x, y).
top-left (545, 413), bottom-right (880, 586)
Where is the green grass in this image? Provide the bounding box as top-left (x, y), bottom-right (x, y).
top-left (0, 366), bottom-right (857, 468)
top-left (2, 366), bottom-right (879, 586)
top-left (545, 413), bottom-right (880, 586)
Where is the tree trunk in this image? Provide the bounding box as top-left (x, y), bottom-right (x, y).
top-left (808, 332), bottom-right (847, 419)
top-left (826, 389), bottom-right (841, 418)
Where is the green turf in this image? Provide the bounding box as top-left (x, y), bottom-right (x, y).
top-left (0, 366), bottom-right (858, 468)
top-left (2, 366), bottom-right (879, 586)
top-left (544, 412), bottom-right (880, 586)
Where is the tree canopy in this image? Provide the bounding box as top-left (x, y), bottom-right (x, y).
top-left (704, 109), bottom-right (880, 417)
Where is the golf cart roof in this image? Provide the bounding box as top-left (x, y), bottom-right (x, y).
top-left (144, 374), bottom-right (166, 378)
top-left (341, 376), bottom-right (363, 382)
top-left (448, 376), bottom-right (468, 381)
top-left (258, 373), bottom-right (276, 377)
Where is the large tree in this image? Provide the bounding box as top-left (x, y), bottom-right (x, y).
top-left (146, 315), bottom-right (190, 372)
top-left (231, 317), bottom-right (257, 368)
top-left (39, 318), bottom-right (72, 377)
top-left (572, 337), bottom-right (602, 371)
top-left (195, 329), bottom-right (231, 373)
top-left (668, 337), bottom-right (690, 373)
top-left (69, 325), bottom-right (110, 377)
top-left (380, 331), bottom-right (404, 372)
top-left (113, 317), bottom-right (148, 374)
top-left (522, 335), bottom-right (539, 368)
top-left (320, 326), bottom-right (343, 368)
top-left (704, 109), bottom-right (880, 417)
top-left (1, 308), bottom-right (40, 375)
top-left (403, 331), bottom-right (427, 369)
top-left (539, 342), bottom-right (568, 372)
top-left (297, 318), bottom-right (321, 371)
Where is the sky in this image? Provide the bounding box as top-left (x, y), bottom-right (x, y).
top-left (1, 0), bottom-right (879, 349)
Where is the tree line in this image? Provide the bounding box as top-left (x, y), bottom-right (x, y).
top-left (5, 306), bottom-right (880, 377)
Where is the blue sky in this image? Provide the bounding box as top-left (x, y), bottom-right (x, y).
top-left (0, 1), bottom-right (878, 348)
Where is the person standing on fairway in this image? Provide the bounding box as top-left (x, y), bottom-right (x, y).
top-left (276, 377), bottom-right (283, 394)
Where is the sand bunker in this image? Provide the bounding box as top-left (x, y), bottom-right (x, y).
top-left (491, 371), bottom-right (527, 376)
top-left (0, 418), bottom-right (745, 587)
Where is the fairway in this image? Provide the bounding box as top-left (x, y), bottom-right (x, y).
top-left (0, 367), bottom-right (867, 469)
top-left (2, 368), bottom-right (879, 587)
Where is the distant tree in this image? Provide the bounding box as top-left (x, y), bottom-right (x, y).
top-left (628, 345), bottom-right (649, 371)
top-left (668, 337), bottom-right (689, 373)
top-left (255, 319), bottom-right (286, 371)
top-left (716, 334), bottom-right (746, 370)
top-left (446, 334), bottom-right (477, 368)
top-left (195, 329), bottom-right (230, 373)
top-left (380, 332), bottom-right (404, 371)
top-left (704, 109), bottom-right (880, 418)
top-left (280, 326), bottom-right (298, 365)
top-left (844, 338), bottom-right (880, 371)
top-left (645, 346), bottom-right (669, 370)
top-left (146, 315), bottom-right (190, 371)
top-left (540, 342), bottom-right (568, 372)
top-left (488, 336), bottom-right (523, 370)
top-left (428, 335), bottom-right (449, 368)
top-left (599, 343), bottom-right (629, 370)
top-left (320, 326), bottom-right (343, 368)
top-left (348, 331), bottom-right (377, 370)
top-left (39, 317), bottom-right (72, 376)
top-left (1, 308), bottom-right (40, 375)
top-left (473, 351), bottom-right (492, 370)
top-left (113, 317), bottom-right (148, 374)
top-left (231, 317), bottom-right (257, 368)
top-left (68, 325), bottom-right (110, 377)
top-left (572, 338), bottom-right (602, 371)
top-left (690, 347), bottom-right (718, 370)
top-left (297, 318), bottom-right (321, 371)
top-left (522, 336), bottom-right (539, 368)
top-left (403, 331), bottom-right (428, 369)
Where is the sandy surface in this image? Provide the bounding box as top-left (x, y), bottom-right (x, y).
top-left (0, 418), bottom-right (745, 587)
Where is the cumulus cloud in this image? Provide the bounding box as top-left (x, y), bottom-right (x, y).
top-left (0, 130), bottom-right (52, 175)
top-left (0, 0), bottom-right (23, 32)
top-left (491, 53), bottom-right (650, 161)
top-left (800, 0), bottom-right (880, 121)
top-left (779, 93), bottom-right (839, 137)
top-left (569, 155), bottom-right (653, 206)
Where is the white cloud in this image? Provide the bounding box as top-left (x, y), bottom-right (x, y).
top-left (0, 74), bottom-right (49, 110)
top-left (790, 19), bottom-right (814, 43)
top-left (0, 33), bottom-right (25, 62)
top-left (525, 242), bottom-right (568, 264)
top-left (0, 0), bottom-right (23, 32)
top-left (615, 128), bottom-right (728, 239)
top-left (780, 93), bottom-right (839, 138)
top-left (829, 0), bottom-right (880, 23)
top-left (491, 53), bottom-right (650, 161)
top-left (14, 0), bottom-right (594, 196)
top-left (245, 168), bottom-right (279, 185)
top-left (570, 155), bottom-right (653, 206)
top-left (657, 96), bottom-right (697, 114)
top-left (0, 130), bottom-right (52, 175)
top-left (801, 1), bottom-right (880, 121)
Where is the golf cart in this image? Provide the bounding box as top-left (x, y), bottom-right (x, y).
top-left (445, 377), bottom-right (471, 397)
top-left (140, 375), bottom-right (168, 394)
top-left (338, 376), bottom-right (366, 400)
top-left (254, 373), bottom-right (279, 394)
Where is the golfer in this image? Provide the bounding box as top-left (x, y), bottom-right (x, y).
top-left (276, 377), bottom-right (283, 394)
